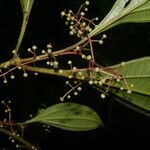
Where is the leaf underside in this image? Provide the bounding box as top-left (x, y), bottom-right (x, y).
top-left (94, 57), bottom-right (150, 113)
top-left (90, 0), bottom-right (150, 37)
top-left (112, 89), bottom-right (150, 115)
top-left (112, 57), bottom-right (150, 96)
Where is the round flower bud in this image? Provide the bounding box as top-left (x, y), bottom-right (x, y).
top-left (101, 93), bottom-right (106, 99)
top-left (61, 11), bottom-right (65, 16)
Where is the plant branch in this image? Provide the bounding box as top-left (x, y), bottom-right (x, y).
top-left (0, 127), bottom-right (38, 150)
top-left (0, 37), bottom-right (87, 69)
top-left (24, 65), bottom-right (71, 78)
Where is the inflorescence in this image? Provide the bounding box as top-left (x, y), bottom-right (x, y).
top-left (61, 1), bottom-right (98, 39)
top-left (0, 1), bottom-right (133, 102)
top-left (0, 100), bottom-right (38, 150)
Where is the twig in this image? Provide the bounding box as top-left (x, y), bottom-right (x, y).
top-left (0, 127), bottom-right (39, 150)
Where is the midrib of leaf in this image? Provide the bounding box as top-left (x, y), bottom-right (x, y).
top-left (32, 118), bottom-right (99, 122)
top-left (125, 75), bottom-right (150, 78)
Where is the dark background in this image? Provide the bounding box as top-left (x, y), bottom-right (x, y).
top-left (0, 0), bottom-right (150, 149)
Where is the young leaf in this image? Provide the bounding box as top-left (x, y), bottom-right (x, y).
top-left (89, 0), bottom-right (150, 37)
top-left (26, 103), bottom-right (102, 131)
top-left (20, 0), bottom-right (34, 13)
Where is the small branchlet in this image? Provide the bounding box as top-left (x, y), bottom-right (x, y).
top-left (0, 100), bottom-right (38, 150)
top-left (60, 80), bottom-right (82, 101)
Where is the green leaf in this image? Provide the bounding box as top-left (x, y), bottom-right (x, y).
top-left (26, 103), bottom-right (102, 131)
top-left (112, 89), bottom-right (150, 114)
top-left (93, 57), bottom-right (150, 113)
top-left (89, 57), bottom-right (150, 96)
top-left (111, 57), bottom-right (150, 96)
top-left (115, 1), bottom-right (150, 23)
top-left (20, 0), bottom-right (34, 13)
top-left (89, 0), bottom-right (150, 37)
top-left (111, 57), bottom-right (150, 113)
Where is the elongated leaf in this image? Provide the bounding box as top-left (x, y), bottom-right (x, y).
top-left (117, 1), bottom-right (150, 23)
top-left (111, 57), bottom-right (150, 96)
top-left (89, 0), bottom-right (150, 37)
top-left (112, 89), bottom-right (150, 114)
top-left (92, 57), bottom-right (150, 113)
top-left (26, 103), bottom-right (102, 131)
top-left (20, 0), bottom-right (34, 13)
top-left (112, 57), bottom-right (150, 112)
